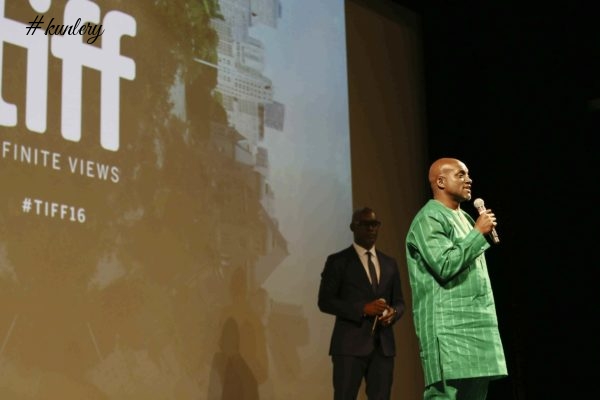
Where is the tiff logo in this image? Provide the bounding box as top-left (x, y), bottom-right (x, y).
top-left (0, 0), bottom-right (136, 151)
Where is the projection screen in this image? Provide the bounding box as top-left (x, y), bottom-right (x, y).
top-left (0, 0), bottom-right (351, 398)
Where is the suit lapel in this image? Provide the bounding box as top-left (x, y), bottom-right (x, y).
top-left (375, 251), bottom-right (389, 293)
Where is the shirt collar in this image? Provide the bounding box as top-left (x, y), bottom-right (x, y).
top-left (353, 242), bottom-right (375, 256)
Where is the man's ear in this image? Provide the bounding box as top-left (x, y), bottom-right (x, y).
top-left (437, 176), bottom-right (445, 189)
top-left (349, 222), bottom-right (355, 232)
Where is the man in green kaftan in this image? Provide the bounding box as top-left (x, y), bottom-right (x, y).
top-left (405, 158), bottom-right (507, 400)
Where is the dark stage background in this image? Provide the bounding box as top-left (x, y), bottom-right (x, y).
top-left (390, 1), bottom-right (597, 399)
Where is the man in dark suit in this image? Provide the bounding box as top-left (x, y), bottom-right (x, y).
top-left (318, 207), bottom-right (405, 400)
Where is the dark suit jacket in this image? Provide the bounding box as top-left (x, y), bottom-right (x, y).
top-left (318, 245), bottom-right (405, 357)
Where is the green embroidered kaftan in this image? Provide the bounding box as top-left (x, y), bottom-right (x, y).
top-left (405, 199), bottom-right (507, 386)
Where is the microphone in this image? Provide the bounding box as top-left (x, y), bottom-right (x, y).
top-left (473, 198), bottom-right (500, 244)
top-left (371, 298), bottom-right (387, 335)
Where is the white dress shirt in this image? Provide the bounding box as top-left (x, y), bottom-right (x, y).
top-left (352, 242), bottom-right (380, 285)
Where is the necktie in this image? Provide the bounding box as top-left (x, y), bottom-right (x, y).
top-left (366, 251), bottom-right (378, 292)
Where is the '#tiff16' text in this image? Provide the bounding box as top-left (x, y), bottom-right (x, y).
top-left (23, 197), bottom-right (86, 224)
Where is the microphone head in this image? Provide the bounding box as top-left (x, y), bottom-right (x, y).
top-left (473, 198), bottom-right (485, 209)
